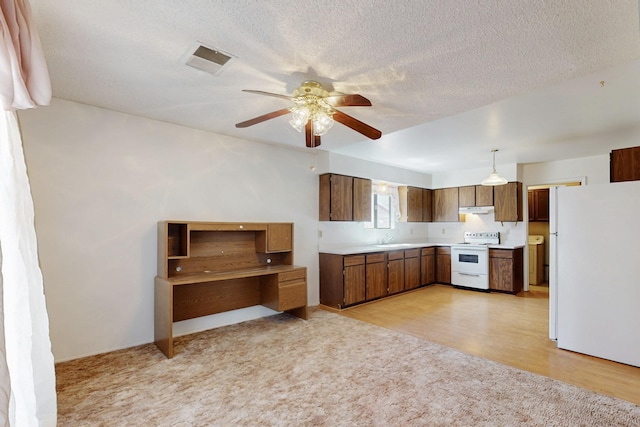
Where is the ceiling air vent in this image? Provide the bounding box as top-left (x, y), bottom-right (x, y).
top-left (184, 42), bottom-right (235, 76)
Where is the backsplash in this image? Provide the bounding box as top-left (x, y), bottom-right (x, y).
top-left (318, 211), bottom-right (525, 249)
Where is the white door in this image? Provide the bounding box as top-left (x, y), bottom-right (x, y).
top-left (548, 186), bottom-right (558, 340)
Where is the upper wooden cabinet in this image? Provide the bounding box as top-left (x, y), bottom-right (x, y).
top-left (353, 177), bottom-right (372, 222)
top-left (433, 187), bottom-right (460, 222)
top-left (494, 182), bottom-right (523, 222)
top-left (403, 187), bottom-right (432, 222)
top-left (256, 223), bottom-right (293, 253)
top-left (458, 185), bottom-right (476, 207)
top-left (610, 146), bottom-right (640, 183)
top-left (406, 186), bottom-right (424, 222)
top-left (459, 185), bottom-right (493, 207)
top-left (422, 189), bottom-right (432, 222)
top-left (528, 189), bottom-right (549, 222)
top-left (319, 173), bottom-right (372, 222)
top-left (475, 185), bottom-right (494, 206)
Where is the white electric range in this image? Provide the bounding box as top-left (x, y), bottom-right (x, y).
top-left (450, 231), bottom-right (500, 291)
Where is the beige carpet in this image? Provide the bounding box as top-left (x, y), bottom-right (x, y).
top-left (56, 309), bottom-right (640, 426)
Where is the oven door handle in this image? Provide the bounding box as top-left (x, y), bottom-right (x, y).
top-left (458, 272), bottom-right (482, 277)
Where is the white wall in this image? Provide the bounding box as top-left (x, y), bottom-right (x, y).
top-left (432, 163), bottom-right (518, 189)
top-left (19, 99), bottom-right (321, 362)
top-left (522, 154), bottom-right (609, 186)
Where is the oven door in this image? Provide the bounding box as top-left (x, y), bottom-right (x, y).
top-left (451, 245), bottom-right (489, 289)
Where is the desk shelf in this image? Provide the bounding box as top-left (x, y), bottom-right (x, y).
top-left (155, 221), bottom-right (307, 358)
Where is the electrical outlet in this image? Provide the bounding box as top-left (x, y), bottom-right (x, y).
top-left (410, 228), bottom-right (414, 235)
top-left (441, 228), bottom-right (446, 234)
top-left (318, 230), bottom-right (323, 238)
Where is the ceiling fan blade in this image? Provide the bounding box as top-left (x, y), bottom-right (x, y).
top-left (242, 89), bottom-right (293, 101)
top-left (304, 121), bottom-right (321, 148)
top-left (235, 108), bottom-right (291, 128)
top-left (325, 94), bottom-right (372, 107)
top-left (333, 110), bottom-right (382, 140)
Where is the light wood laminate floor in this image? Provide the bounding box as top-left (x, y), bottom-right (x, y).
top-left (330, 284), bottom-right (640, 405)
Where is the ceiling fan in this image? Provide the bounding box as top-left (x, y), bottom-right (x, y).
top-left (235, 80), bottom-right (382, 148)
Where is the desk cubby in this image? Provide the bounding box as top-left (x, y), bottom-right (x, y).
top-left (155, 221), bottom-right (307, 358)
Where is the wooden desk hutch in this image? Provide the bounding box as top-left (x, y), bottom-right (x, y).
top-left (154, 221), bottom-right (308, 358)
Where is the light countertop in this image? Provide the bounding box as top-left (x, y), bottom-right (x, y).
top-left (319, 242), bottom-right (524, 255)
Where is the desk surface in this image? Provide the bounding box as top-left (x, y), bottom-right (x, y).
top-left (163, 264), bottom-right (306, 286)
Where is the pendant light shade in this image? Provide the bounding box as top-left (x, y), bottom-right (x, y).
top-left (481, 149), bottom-right (508, 186)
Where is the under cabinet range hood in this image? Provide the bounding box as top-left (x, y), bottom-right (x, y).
top-left (459, 206), bottom-right (494, 215)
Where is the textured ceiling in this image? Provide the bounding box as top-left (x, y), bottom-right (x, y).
top-left (30, 0), bottom-right (640, 173)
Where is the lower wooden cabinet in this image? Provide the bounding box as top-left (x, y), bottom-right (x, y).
top-left (489, 248), bottom-right (523, 294)
top-left (365, 253), bottom-right (387, 300)
top-left (319, 246), bottom-right (440, 309)
top-left (387, 251), bottom-right (405, 294)
top-left (404, 249), bottom-right (421, 290)
top-left (320, 253), bottom-right (364, 308)
top-left (421, 247), bottom-right (436, 285)
top-left (344, 256), bottom-right (366, 306)
top-left (436, 246), bottom-right (451, 284)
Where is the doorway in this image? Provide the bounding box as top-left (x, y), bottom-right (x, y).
top-left (526, 180), bottom-right (582, 340)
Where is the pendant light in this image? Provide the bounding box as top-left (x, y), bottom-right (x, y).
top-left (481, 149), bottom-right (508, 186)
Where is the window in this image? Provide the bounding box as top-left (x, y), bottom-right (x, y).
top-left (373, 194), bottom-right (391, 229)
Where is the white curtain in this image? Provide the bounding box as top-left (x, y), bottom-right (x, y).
top-left (0, 1), bottom-right (56, 426)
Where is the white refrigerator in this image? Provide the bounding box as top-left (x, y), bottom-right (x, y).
top-left (554, 181), bottom-right (640, 367)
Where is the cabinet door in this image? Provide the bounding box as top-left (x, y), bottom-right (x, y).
top-left (366, 261), bottom-right (387, 300)
top-left (475, 185), bottom-right (493, 206)
top-left (388, 258), bottom-right (405, 294)
top-left (421, 248), bottom-right (435, 285)
top-left (489, 248), bottom-right (523, 294)
top-left (433, 187), bottom-right (460, 222)
top-left (406, 186), bottom-right (424, 222)
top-left (353, 177), bottom-right (372, 222)
top-left (534, 188), bottom-right (549, 221)
top-left (404, 255), bottom-right (421, 290)
top-left (494, 182), bottom-right (522, 222)
top-left (436, 247), bottom-right (451, 284)
top-left (344, 264), bottom-right (366, 306)
top-left (422, 189), bottom-right (432, 222)
top-left (489, 257), bottom-right (513, 292)
top-left (458, 186), bottom-right (476, 207)
top-left (528, 190), bottom-right (535, 220)
top-left (266, 223), bottom-right (293, 252)
top-left (319, 174), bottom-right (354, 221)
top-left (330, 174), bottom-right (354, 221)
top-left (610, 146), bottom-right (640, 182)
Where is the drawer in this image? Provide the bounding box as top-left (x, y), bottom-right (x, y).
top-left (278, 281), bottom-right (307, 311)
top-left (437, 246), bottom-right (451, 255)
top-left (421, 247), bottom-right (435, 256)
top-left (404, 248), bottom-right (420, 258)
top-left (366, 253), bottom-right (386, 263)
top-left (279, 268), bottom-right (306, 283)
top-left (344, 255), bottom-right (365, 266)
top-left (387, 251), bottom-right (404, 260)
top-left (490, 249), bottom-right (514, 259)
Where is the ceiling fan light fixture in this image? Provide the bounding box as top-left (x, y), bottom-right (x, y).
top-left (289, 91), bottom-right (335, 135)
top-left (312, 111), bottom-right (334, 136)
top-left (289, 106), bottom-right (310, 132)
top-left (236, 80), bottom-right (381, 148)
top-left (481, 149), bottom-right (508, 186)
